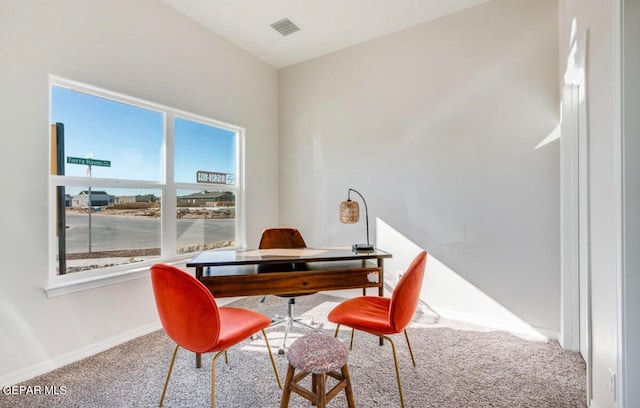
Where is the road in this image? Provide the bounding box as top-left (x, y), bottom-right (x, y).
top-left (64, 213), bottom-right (235, 254)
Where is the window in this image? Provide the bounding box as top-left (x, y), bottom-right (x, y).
top-left (49, 77), bottom-right (241, 288)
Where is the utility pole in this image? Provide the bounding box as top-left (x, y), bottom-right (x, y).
top-left (87, 163), bottom-right (92, 254)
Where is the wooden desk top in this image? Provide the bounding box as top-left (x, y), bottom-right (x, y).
top-left (186, 247), bottom-right (391, 268)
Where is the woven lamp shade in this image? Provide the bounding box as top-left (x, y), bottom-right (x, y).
top-left (339, 200), bottom-right (360, 224)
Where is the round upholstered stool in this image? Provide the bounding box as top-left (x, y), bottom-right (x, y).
top-left (280, 333), bottom-right (356, 408)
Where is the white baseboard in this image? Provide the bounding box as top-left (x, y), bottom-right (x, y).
top-left (0, 322), bottom-right (162, 388)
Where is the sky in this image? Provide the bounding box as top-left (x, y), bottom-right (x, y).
top-left (51, 85), bottom-right (236, 196)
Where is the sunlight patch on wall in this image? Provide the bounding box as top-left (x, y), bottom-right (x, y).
top-left (535, 124), bottom-right (561, 150)
top-left (376, 218), bottom-right (551, 341)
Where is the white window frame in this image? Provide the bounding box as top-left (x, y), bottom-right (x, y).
top-left (46, 76), bottom-right (244, 297)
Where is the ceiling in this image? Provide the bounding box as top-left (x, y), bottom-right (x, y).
top-left (159, 0), bottom-right (492, 68)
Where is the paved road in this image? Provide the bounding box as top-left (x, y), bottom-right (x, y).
top-left (64, 213), bottom-right (235, 254)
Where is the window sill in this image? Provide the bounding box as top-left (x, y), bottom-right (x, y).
top-left (44, 266), bottom-right (152, 298)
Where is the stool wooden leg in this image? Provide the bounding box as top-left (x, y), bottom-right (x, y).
top-left (312, 373), bottom-right (317, 403)
top-left (316, 373), bottom-right (326, 407)
top-left (341, 364), bottom-right (356, 408)
top-left (280, 364), bottom-right (296, 408)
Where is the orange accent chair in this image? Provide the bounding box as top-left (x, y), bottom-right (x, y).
top-left (327, 251), bottom-right (427, 408)
top-left (150, 264), bottom-right (282, 407)
top-left (258, 227), bottom-right (318, 355)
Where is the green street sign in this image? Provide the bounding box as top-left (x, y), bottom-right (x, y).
top-left (67, 156), bottom-right (111, 167)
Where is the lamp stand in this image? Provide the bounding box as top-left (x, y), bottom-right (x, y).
top-left (344, 188), bottom-right (374, 252)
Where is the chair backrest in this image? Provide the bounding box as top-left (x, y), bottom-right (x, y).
top-left (150, 264), bottom-right (221, 353)
top-left (389, 251), bottom-right (427, 333)
top-left (259, 227), bottom-right (307, 249)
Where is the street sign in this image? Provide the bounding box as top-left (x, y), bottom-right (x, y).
top-left (196, 170), bottom-right (235, 185)
top-left (67, 156), bottom-right (111, 167)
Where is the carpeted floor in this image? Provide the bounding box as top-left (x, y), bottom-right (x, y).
top-left (0, 294), bottom-right (586, 407)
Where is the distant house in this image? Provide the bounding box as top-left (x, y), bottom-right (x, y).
top-left (135, 194), bottom-right (157, 203)
top-left (65, 194), bottom-right (72, 207)
top-left (215, 192), bottom-right (235, 203)
top-left (71, 191), bottom-right (114, 208)
top-left (115, 194), bottom-right (158, 204)
top-left (177, 191), bottom-right (235, 207)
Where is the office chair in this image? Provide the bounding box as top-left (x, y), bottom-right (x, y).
top-left (327, 250), bottom-right (427, 408)
top-left (258, 227), bottom-right (318, 354)
top-left (150, 264), bottom-right (281, 407)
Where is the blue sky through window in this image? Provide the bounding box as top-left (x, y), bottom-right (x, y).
top-left (174, 116), bottom-right (236, 184)
top-left (51, 86), bottom-right (163, 180)
top-left (51, 85), bottom-right (237, 195)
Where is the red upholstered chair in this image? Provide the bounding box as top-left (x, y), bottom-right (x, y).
top-left (258, 228), bottom-right (317, 355)
top-left (327, 251), bottom-right (427, 408)
top-left (150, 264), bottom-right (282, 407)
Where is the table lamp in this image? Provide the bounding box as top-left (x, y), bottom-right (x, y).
top-left (339, 188), bottom-right (374, 252)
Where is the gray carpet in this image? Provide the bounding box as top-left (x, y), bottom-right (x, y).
top-left (0, 294), bottom-right (586, 407)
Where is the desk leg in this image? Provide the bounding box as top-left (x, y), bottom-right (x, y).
top-left (362, 260), bottom-right (367, 296)
top-left (195, 266), bottom-right (204, 367)
top-left (378, 258), bottom-right (384, 346)
top-left (378, 259), bottom-right (384, 297)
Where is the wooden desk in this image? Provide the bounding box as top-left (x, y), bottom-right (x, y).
top-left (186, 248), bottom-right (392, 367)
top-left (187, 247), bottom-right (392, 298)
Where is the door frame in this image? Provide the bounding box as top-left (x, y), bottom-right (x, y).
top-left (560, 28), bottom-right (591, 397)
top-left (618, 0), bottom-right (640, 405)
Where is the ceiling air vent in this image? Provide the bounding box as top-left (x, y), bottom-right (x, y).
top-left (270, 18), bottom-right (300, 36)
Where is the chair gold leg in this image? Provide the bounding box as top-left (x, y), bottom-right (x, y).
top-left (382, 335), bottom-right (406, 408)
top-left (333, 325), bottom-right (356, 351)
top-left (210, 350), bottom-right (228, 408)
top-left (404, 329), bottom-right (416, 366)
top-left (349, 328), bottom-right (355, 351)
top-left (159, 345), bottom-right (179, 407)
top-left (334, 325), bottom-right (355, 351)
top-left (261, 329), bottom-right (282, 389)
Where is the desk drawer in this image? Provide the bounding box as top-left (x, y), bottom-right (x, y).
top-left (200, 267), bottom-right (382, 298)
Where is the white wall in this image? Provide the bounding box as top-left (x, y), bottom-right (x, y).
top-left (279, 0), bottom-right (560, 335)
top-left (0, 0), bottom-right (279, 385)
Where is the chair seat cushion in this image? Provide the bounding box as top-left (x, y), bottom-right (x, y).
top-left (286, 333), bottom-right (349, 374)
top-left (327, 296), bottom-right (397, 334)
top-left (211, 307), bottom-right (271, 351)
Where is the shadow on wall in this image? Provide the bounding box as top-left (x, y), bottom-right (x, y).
top-left (376, 218), bottom-right (550, 341)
